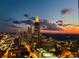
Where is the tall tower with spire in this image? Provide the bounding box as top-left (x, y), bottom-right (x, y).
top-left (34, 16), bottom-right (40, 40)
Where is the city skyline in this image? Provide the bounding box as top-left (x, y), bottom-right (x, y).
top-left (0, 0), bottom-right (78, 32)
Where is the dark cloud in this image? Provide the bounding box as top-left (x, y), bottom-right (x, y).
top-left (24, 14), bottom-right (29, 18)
top-left (42, 23), bottom-right (63, 30)
top-left (21, 20), bottom-right (33, 24)
top-left (13, 20), bottom-right (21, 24)
top-left (12, 20), bottom-right (33, 25)
top-left (56, 20), bottom-right (63, 26)
top-left (12, 18), bottom-right (49, 25)
top-left (24, 14), bottom-right (35, 20)
top-left (61, 9), bottom-right (71, 14)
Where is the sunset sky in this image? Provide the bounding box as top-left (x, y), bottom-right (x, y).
top-left (0, 0), bottom-right (79, 32)
top-left (41, 26), bottom-right (79, 34)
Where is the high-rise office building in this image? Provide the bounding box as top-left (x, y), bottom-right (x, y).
top-left (34, 16), bottom-right (40, 40)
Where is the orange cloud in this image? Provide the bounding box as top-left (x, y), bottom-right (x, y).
top-left (64, 26), bottom-right (79, 34)
top-left (41, 26), bottom-right (79, 34)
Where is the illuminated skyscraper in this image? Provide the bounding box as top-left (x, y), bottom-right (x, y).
top-left (34, 16), bottom-right (40, 40)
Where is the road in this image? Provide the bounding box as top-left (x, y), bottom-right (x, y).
top-left (24, 42), bottom-right (38, 58)
top-left (2, 41), bottom-right (38, 58)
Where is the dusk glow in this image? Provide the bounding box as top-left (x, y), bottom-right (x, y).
top-left (41, 26), bottom-right (79, 34)
top-left (0, 0), bottom-right (79, 58)
top-left (0, 0), bottom-right (78, 32)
